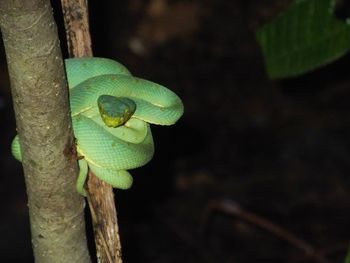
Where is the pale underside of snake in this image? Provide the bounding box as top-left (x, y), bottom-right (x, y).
top-left (11, 57), bottom-right (184, 195)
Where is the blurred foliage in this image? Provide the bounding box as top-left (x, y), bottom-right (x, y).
top-left (256, 0), bottom-right (350, 78)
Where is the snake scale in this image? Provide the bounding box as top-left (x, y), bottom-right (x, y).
top-left (11, 57), bottom-right (184, 195)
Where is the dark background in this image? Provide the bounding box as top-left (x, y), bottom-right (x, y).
top-left (1, 0), bottom-right (350, 262)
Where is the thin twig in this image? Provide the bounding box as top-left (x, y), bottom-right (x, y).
top-left (60, 1), bottom-right (123, 262)
top-left (203, 199), bottom-right (330, 263)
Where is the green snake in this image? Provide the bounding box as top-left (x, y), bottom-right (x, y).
top-left (11, 57), bottom-right (184, 195)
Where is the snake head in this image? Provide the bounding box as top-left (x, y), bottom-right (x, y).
top-left (97, 95), bottom-right (136, 128)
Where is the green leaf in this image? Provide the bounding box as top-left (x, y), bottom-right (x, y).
top-left (344, 245), bottom-right (350, 263)
top-left (256, 0), bottom-right (350, 79)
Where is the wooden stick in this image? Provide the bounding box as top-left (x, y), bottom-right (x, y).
top-left (60, 1), bottom-right (123, 262)
top-left (203, 199), bottom-right (330, 263)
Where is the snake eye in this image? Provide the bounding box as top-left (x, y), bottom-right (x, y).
top-left (98, 95), bottom-right (136, 128)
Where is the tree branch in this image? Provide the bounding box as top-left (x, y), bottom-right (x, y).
top-left (61, 0), bottom-right (124, 262)
top-left (0, 0), bottom-right (91, 262)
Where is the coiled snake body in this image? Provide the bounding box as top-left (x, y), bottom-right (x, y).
top-left (11, 57), bottom-right (184, 195)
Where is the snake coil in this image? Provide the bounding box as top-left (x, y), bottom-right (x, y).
top-left (11, 57), bottom-right (184, 195)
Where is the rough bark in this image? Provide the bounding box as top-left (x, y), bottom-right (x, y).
top-left (61, 1), bottom-right (124, 262)
top-left (60, 0), bottom-right (92, 57)
top-left (86, 176), bottom-right (123, 263)
top-left (0, 0), bottom-right (91, 262)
